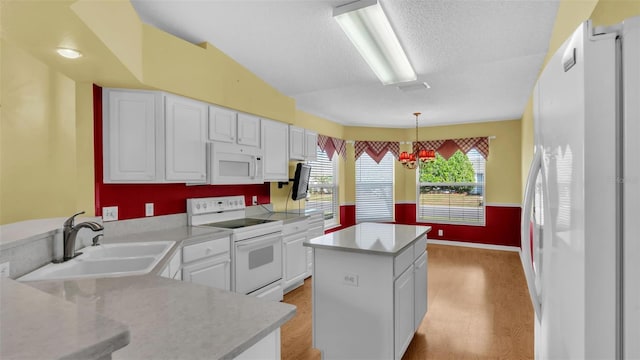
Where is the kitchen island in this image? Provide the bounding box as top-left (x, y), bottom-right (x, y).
top-left (304, 222), bottom-right (431, 360)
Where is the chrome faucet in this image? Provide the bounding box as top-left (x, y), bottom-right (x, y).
top-left (61, 211), bottom-right (104, 261)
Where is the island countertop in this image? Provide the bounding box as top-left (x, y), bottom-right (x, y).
top-left (304, 222), bottom-right (431, 255)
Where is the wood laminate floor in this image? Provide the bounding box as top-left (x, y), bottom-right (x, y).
top-left (281, 244), bottom-right (533, 359)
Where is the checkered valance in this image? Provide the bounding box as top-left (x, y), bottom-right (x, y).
top-left (318, 134), bottom-right (346, 160)
top-left (415, 137), bottom-right (489, 160)
top-left (355, 141), bottom-right (400, 163)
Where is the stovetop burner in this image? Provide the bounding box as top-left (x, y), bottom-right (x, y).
top-left (200, 218), bottom-right (278, 229)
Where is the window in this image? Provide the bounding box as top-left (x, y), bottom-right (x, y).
top-left (307, 146), bottom-right (338, 227)
top-left (417, 149), bottom-right (485, 225)
top-left (356, 152), bottom-right (394, 222)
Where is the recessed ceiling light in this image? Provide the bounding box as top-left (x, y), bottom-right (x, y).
top-left (56, 48), bottom-right (83, 59)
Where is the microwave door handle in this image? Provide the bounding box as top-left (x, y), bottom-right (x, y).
top-left (252, 156), bottom-right (257, 179)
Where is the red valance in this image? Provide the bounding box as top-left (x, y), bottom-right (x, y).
top-left (355, 141), bottom-right (400, 163)
top-left (318, 134), bottom-right (346, 160)
top-left (415, 137), bottom-right (489, 160)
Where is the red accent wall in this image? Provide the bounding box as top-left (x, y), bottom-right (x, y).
top-left (331, 203), bottom-right (520, 247)
top-left (93, 85), bottom-right (270, 220)
top-left (394, 203), bottom-right (521, 247)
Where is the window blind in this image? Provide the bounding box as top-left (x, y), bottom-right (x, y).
top-left (418, 149), bottom-right (485, 225)
top-left (307, 147), bottom-right (338, 224)
top-left (356, 152), bottom-right (394, 222)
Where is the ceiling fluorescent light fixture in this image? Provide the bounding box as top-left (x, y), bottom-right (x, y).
top-left (334, 0), bottom-right (416, 85)
top-left (56, 48), bottom-right (83, 59)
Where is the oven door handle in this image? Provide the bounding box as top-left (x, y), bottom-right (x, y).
top-left (236, 234), bottom-right (281, 251)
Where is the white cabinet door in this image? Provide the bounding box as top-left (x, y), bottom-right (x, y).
top-left (262, 119), bottom-right (289, 181)
top-left (208, 105), bottom-right (237, 143)
top-left (306, 247), bottom-right (313, 278)
top-left (289, 126), bottom-right (305, 160)
top-left (304, 130), bottom-right (318, 161)
top-left (237, 113), bottom-right (260, 147)
top-left (164, 95), bottom-right (207, 182)
top-left (413, 251), bottom-right (427, 331)
top-left (182, 255), bottom-right (231, 291)
top-left (103, 89), bottom-right (160, 182)
top-left (394, 266), bottom-right (414, 360)
top-left (283, 234), bottom-right (307, 288)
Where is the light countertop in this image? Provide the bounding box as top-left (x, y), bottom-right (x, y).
top-left (1, 278), bottom-right (130, 360)
top-left (304, 222), bottom-right (431, 255)
top-left (6, 224), bottom-right (293, 359)
top-left (247, 209), bottom-right (323, 224)
top-left (26, 275), bottom-right (296, 359)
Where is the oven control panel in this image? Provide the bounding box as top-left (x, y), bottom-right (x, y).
top-left (187, 196), bottom-right (246, 215)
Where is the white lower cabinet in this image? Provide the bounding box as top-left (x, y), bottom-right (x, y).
top-left (312, 234), bottom-right (428, 359)
top-left (283, 219), bottom-right (308, 293)
top-left (306, 212), bottom-right (324, 278)
top-left (181, 236), bottom-right (231, 291)
top-left (182, 255), bottom-right (230, 291)
top-left (394, 266), bottom-right (415, 359)
top-left (414, 251), bottom-right (428, 330)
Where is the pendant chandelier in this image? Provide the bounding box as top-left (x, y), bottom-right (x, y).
top-left (398, 112), bottom-right (435, 169)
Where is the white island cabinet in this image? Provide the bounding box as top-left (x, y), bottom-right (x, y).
top-left (304, 222), bottom-right (430, 360)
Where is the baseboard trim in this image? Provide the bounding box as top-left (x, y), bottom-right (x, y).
top-left (427, 239), bottom-right (520, 252)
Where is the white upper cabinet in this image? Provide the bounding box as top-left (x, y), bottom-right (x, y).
top-left (304, 130), bottom-right (318, 161)
top-left (164, 94), bottom-right (207, 183)
top-left (237, 113), bottom-right (261, 147)
top-left (103, 88), bottom-right (207, 184)
top-left (289, 126), bottom-right (305, 160)
top-left (262, 119), bottom-right (289, 181)
top-left (209, 106), bottom-right (261, 148)
top-left (208, 105), bottom-right (237, 143)
top-left (103, 88), bottom-right (161, 183)
top-left (289, 126), bottom-right (317, 161)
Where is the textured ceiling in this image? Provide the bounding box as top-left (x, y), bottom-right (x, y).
top-left (131, 0), bottom-right (560, 128)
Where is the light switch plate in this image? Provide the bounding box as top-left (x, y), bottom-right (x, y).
top-left (145, 203), bottom-right (154, 217)
top-left (252, 196), bottom-right (258, 205)
top-left (438, 229), bottom-right (443, 236)
top-left (102, 206), bottom-right (118, 222)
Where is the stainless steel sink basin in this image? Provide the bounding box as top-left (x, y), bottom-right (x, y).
top-left (18, 241), bottom-right (174, 282)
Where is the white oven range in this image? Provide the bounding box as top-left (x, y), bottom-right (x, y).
top-left (187, 196), bottom-right (284, 301)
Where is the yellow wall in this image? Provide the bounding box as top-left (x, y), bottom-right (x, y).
top-left (11, 0), bottom-right (630, 224)
top-left (0, 40), bottom-right (82, 223)
top-left (340, 120), bottom-right (521, 205)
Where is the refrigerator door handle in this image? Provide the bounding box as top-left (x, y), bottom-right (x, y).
top-left (521, 149), bottom-right (542, 321)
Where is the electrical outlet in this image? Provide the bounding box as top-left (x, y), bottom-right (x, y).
top-left (145, 203), bottom-right (154, 217)
top-left (0, 262), bottom-right (10, 278)
top-left (438, 229), bottom-right (443, 236)
top-left (102, 206), bottom-right (118, 222)
top-left (342, 273), bottom-right (359, 287)
top-left (252, 196), bottom-right (258, 205)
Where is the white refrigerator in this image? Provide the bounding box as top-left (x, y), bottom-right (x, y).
top-left (521, 17), bottom-right (640, 359)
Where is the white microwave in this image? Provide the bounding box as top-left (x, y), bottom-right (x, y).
top-left (208, 142), bottom-right (264, 184)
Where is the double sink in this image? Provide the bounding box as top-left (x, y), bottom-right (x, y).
top-left (19, 241), bottom-right (174, 282)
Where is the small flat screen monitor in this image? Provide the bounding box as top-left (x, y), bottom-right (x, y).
top-left (292, 163), bottom-right (312, 201)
